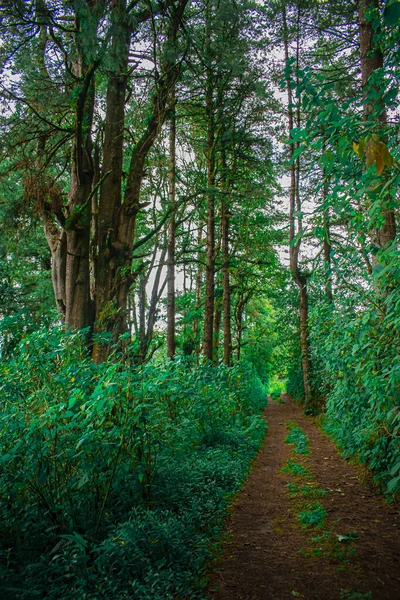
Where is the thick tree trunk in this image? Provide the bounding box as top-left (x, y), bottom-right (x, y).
top-left (92, 0), bottom-right (188, 362)
top-left (298, 277), bottom-right (313, 404)
top-left (193, 226), bottom-right (204, 356)
top-left (36, 4), bottom-right (95, 329)
top-left (92, 0), bottom-right (130, 362)
top-left (203, 69), bottom-right (216, 361)
top-left (213, 285), bottom-right (222, 361)
top-left (65, 21), bottom-right (96, 331)
top-left (322, 172), bottom-right (333, 304)
top-left (221, 150), bottom-right (232, 366)
top-left (358, 0), bottom-right (396, 247)
top-left (167, 88), bottom-right (177, 360)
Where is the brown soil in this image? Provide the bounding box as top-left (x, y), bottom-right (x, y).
top-left (207, 395), bottom-right (400, 600)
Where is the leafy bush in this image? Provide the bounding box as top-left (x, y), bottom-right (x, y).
top-left (286, 354), bottom-right (306, 403)
top-left (308, 247), bottom-right (400, 496)
top-left (0, 327), bottom-right (267, 598)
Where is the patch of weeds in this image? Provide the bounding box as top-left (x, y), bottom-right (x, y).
top-left (286, 482), bottom-right (327, 500)
top-left (282, 420), bottom-right (358, 573)
top-left (340, 590), bottom-right (372, 600)
top-left (282, 459), bottom-right (310, 477)
top-left (285, 421), bottom-right (310, 455)
top-left (298, 503), bottom-right (327, 528)
top-left (300, 531), bottom-right (357, 565)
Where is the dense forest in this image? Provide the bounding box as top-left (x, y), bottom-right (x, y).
top-left (0, 0), bottom-right (400, 598)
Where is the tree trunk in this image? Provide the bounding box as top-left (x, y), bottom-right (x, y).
top-left (145, 244), bottom-right (167, 360)
top-left (358, 0), bottom-right (396, 248)
top-left (283, 2), bottom-right (314, 409)
top-left (193, 225), bottom-right (204, 356)
top-left (65, 14), bottom-right (96, 331)
top-left (92, 0), bottom-right (130, 361)
top-left (221, 149), bottom-right (232, 366)
top-left (92, 0), bottom-right (188, 362)
top-left (299, 277), bottom-right (313, 404)
top-left (213, 284), bottom-right (222, 361)
top-left (203, 38), bottom-right (216, 361)
top-left (323, 182), bottom-right (333, 304)
top-left (167, 88), bottom-right (177, 360)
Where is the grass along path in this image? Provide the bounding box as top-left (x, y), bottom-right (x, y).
top-left (207, 395), bottom-right (400, 600)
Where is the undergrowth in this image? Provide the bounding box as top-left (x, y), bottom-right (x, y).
top-left (0, 327), bottom-right (267, 599)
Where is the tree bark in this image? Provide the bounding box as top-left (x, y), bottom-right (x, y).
top-left (193, 225), bottom-right (204, 356)
top-left (167, 87), bottom-right (177, 360)
top-left (92, 0), bottom-right (131, 361)
top-left (213, 280), bottom-right (222, 361)
top-left (65, 11), bottom-right (96, 331)
top-left (92, 0), bottom-right (188, 362)
top-left (221, 148), bottom-right (232, 365)
top-left (299, 277), bottom-right (313, 404)
top-left (203, 8), bottom-right (216, 361)
top-left (358, 0), bottom-right (396, 248)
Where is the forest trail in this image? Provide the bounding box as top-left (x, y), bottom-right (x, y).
top-left (207, 395), bottom-right (400, 600)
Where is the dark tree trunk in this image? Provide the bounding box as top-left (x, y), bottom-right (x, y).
top-left (138, 274), bottom-right (147, 361)
top-left (299, 277), bottom-right (313, 404)
top-left (92, 0), bottom-right (188, 362)
top-left (203, 61), bottom-right (216, 361)
top-left (92, 0), bottom-right (130, 361)
top-left (65, 15), bottom-right (96, 331)
top-left (36, 3), bottom-right (95, 330)
top-left (213, 283), bottom-right (222, 361)
top-left (358, 0), bottom-right (396, 248)
top-left (167, 88), bottom-right (177, 360)
top-left (193, 225), bottom-right (204, 356)
top-left (221, 149), bottom-right (232, 366)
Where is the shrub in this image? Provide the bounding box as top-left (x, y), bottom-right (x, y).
top-left (0, 327), bottom-right (267, 598)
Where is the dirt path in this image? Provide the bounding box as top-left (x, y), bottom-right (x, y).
top-left (207, 395), bottom-right (400, 600)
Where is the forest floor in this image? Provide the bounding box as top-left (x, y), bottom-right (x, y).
top-left (206, 394), bottom-right (400, 600)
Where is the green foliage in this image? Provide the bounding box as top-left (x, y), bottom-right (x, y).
top-left (281, 7), bottom-right (400, 494)
top-left (282, 459), bottom-right (310, 478)
top-left (286, 355), bottom-right (306, 403)
top-left (298, 503), bottom-right (327, 528)
top-left (0, 327), bottom-right (266, 598)
top-left (284, 421), bottom-right (310, 455)
top-left (269, 377), bottom-right (286, 401)
top-left (340, 591), bottom-right (372, 600)
top-left (308, 256), bottom-right (400, 495)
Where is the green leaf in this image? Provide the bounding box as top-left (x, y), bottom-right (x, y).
top-left (384, 0), bottom-right (400, 25)
top-left (290, 128), bottom-right (305, 142)
top-left (77, 473), bottom-right (90, 489)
